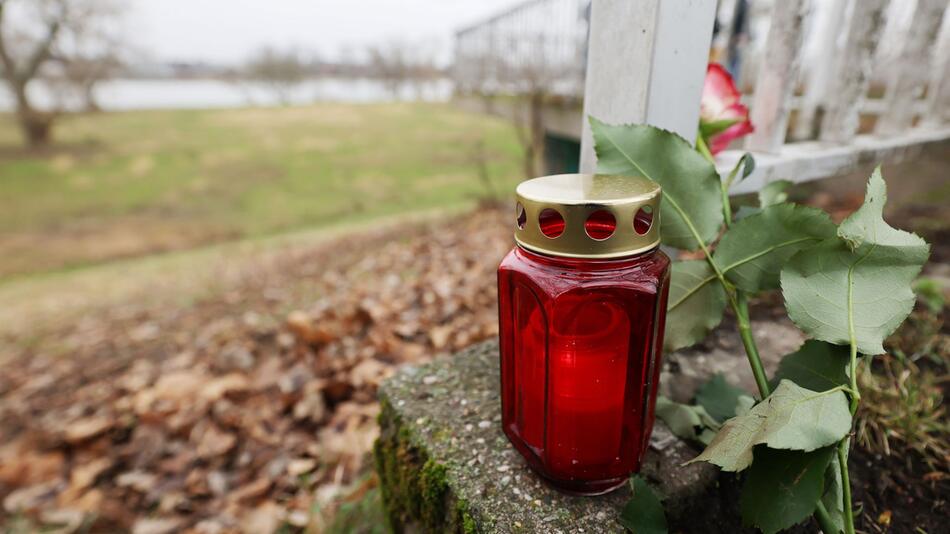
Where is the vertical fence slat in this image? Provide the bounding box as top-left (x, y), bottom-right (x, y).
top-left (578, 0), bottom-right (717, 172)
top-left (876, 0), bottom-right (947, 135)
top-left (793, 0), bottom-right (849, 141)
top-left (745, 0), bottom-right (810, 153)
top-left (819, 0), bottom-right (890, 143)
top-left (923, 7), bottom-right (950, 126)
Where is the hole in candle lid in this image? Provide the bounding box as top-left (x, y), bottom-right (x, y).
top-left (539, 208), bottom-right (565, 238)
top-left (585, 210), bottom-right (616, 240)
top-left (634, 205), bottom-right (654, 235)
top-left (516, 202), bottom-right (526, 229)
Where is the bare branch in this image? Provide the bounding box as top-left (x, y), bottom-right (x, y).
top-left (0, 0), bottom-right (17, 79)
top-left (22, 7), bottom-right (64, 80)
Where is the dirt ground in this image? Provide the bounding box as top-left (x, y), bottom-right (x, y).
top-left (0, 160), bottom-right (948, 532)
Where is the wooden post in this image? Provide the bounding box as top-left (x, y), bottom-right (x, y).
top-left (876, 0), bottom-right (947, 135)
top-left (745, 0), bottom-right (810, 153)
top-left (819, 0), bottom-right (890, 143)
top-left (578, 0), bottom-right (717, 173)
top-left (793, 0), bottom-right (848, 141)
top-left (923, 8), bottom-right (950, 127)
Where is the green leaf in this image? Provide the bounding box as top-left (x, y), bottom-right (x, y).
top-left (619, 476), bottom-right (668, 534)
top-left (821, 446), bottom-right (846, 534)
top-left (664, 260), bottom-right (726, 351)
top-left (715, 203), bottom-right (836, 293)
top-left (740, 446), bottom-right (836, 534)
top-left (782, 239), bottom-right (928, 355)
top-left (700, 117), bottom-right (740, 138)
top-left (695, 374), bottom-right (748, 422)
top-left (913, 277), bottom-right (946, 314)
top-left (771, 340), bottom-right (850, 392)
top-left (689, 380), bottom-right (851, 471)
top-left (733, 205), bottom-right (760, 221)
top-left (737, 153), bottom-right (756, 181)
top-left (591, 118), bottom-right (724, 250)
top-left (782, 169), bottom-right (930, 355)
top-left (838, 167), bottom-right (926, 253)
top-left (655, 396), bottom-right (719, 442)
top-left (758, 179), bottom-right (793, 207)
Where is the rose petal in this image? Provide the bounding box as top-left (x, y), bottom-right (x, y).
top-left (704, 64), bottom-right (742, 107)
top-left (710, 120), bottom-right (755, 154)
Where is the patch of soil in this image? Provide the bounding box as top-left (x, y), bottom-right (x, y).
top-left (850, 446), bottom-right (949, 534)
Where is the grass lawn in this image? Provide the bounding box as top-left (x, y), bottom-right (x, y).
top-left (0, 103), bottom-right (523, 279)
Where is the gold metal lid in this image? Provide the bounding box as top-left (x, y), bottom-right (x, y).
top-left (514, 174), bottom-right (662, 259)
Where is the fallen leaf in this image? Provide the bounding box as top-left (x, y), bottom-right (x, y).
top-left (286, 458), bottom-right (317, 477)
top-left (203, 373), bottom-right (251, 401)
top-left (194, 424), bottom-right (237, 459)
top-left (116, 471), bottom-right (159, 493)
top-left (64, 417), bottom-right (113, 444)
top-left (4, 481), bottom-right (62, 514)
top-left (229, 478), bottom-right (272, 504)
top-left (877, 510), bottom-right (892, 526)
top-left (240, 501), bottom-right (285, 533)
top-left (0, 444), bottom-right (64, 486)
top-left (131, 517), bottom-right (182, 534)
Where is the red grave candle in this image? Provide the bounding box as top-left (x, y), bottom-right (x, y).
top-left (497, 174), bottom-right (670, 495)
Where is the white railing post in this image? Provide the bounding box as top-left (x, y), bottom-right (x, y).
top-left (793, 0), bottom-right (848, 140)
top-left (745, 0), bottom-right (811, 153)
top-left (923, 8), bottom-right (950, 127)
top-left (819, 0), bottom-right (890, 143)
top-left (876, 0), bottom-right (947, 135)
top-left (578, 0), bottom-right (717, 173)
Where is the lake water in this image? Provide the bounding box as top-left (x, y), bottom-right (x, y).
top-left (0, 77), bottom-right (454, 112)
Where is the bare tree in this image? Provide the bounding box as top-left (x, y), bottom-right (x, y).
top-left (499, 46), bottom-right (571, 178)
top-left (47, 35), bottom-right (124, 112)
top-left (454, 18), bottom-right (583, 178)
top-left (512, 86), bottom-right (547, 179)
top-left (244, 47), bottom-right (308, 105)
top-left (367, 41), bottom-right (411, 98)
top-left (367, 40), bottom-right (442, 100)
top-left (0, 0), bottom-right (122, 147)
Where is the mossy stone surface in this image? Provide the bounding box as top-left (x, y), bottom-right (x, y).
top-left (375, 341), bottom-right (729, 533)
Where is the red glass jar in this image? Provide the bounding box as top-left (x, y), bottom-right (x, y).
top-left (497, 174), bottom-right (671, 495)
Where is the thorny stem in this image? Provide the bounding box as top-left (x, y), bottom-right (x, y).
top-left (697, 147), bottom-right (844, 534)
top-left (728, 238), bottom-right (840, 534)
top-left (834, 252), bottom-right (866, 534)
top-left (735, 293), bottom-right (770, 398)
top-left (698, 144), bottom-right (769, 398)
top-left (696, 133), bottom-right (715, 165)
top-left (839, 439), bottom-right (855, 534)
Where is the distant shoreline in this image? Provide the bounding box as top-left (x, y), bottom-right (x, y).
top-left (0, 76), bottom-right (453, 112)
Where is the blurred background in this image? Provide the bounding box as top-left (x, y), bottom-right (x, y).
top-left (0, 0), bottom-right (947, 533)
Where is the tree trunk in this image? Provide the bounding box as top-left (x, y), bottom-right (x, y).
top-left (17, 109), bottom-right (54, 148)
top-left (10, 79), bottom-right (54, 148)
top-left (82, 82), bottom-right (101, 113)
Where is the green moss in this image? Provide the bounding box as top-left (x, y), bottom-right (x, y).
top-left (420, 459), bottom-right (449, 527)
top-left (326, 486), bottom-right (389, 534)
top-left (374, 391), bottom-right (474, 533)
top-left (457, 500), bottom-right (477, 534)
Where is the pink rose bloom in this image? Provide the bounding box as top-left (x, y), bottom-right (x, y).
top-left (700, 63), bottom-right (754, 154)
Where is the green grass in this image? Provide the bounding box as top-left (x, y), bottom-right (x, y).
top-left (0, 103), bottom-right (523, 279)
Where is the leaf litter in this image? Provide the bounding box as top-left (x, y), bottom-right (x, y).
top-left (0, 208), bottom-right (512, 532)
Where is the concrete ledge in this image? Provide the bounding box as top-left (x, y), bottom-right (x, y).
top-left (374, 341), bottom-right (744, 533)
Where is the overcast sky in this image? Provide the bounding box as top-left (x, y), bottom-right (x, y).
top-left (127, 0), bottom-right (518, 65)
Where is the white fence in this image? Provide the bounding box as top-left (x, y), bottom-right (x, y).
top-left (455, 0), bottom-right (950, 192)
